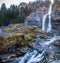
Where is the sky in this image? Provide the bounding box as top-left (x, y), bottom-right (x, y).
top-left (0, 0), bottom-right (36, 8)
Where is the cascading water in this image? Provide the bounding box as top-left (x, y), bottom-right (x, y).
top-left (12, 50), bottom-right (46, 63)
top-left (11, 36), bottom-right (60, 63)
top-left (11, 0), bottom-right (60, 63)
top-left (42, 0), bottom-right (54, 32)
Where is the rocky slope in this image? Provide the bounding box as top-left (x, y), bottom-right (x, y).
top-left (0, 24), bottom-right (52, 63)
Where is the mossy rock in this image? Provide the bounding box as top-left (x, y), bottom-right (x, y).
top-left (3, 28), bottom-right (13, 33)
top-left (20, 40), bottom-right (27, 46)
top-left (24, 35), bottom-right (33, 41)
top-left (29, 34), bottom-right (36, 39)
top-left (0, 37), bottom-right (7, 49)
top-left (13, 32), bottom-right (24, 36)
top-left (21, 30), bottom-right (30, 34)
top-left (6, 36), bottom-right (16, 43)
top-left (13, 32), bottom-right (25, 42)
top-left (31, 39), bottom-right (35, 42)
top-left (28, 26), bottom-right (37, 30)
top-left (53, 43), bottom-right (60, 47)
top-left (35, 29), bottom-right (48, 34)
top-left (53, 40), bottom-right (60, 47)
top-left (39, 34), bottom-right (46, 38)
top-left (15, 29), bottom-right (30, 34)
top-left (13, 24), bottom-right (20, 29)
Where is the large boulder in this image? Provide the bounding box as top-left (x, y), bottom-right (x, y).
top-left (0, 26), bottom-right (38, 50)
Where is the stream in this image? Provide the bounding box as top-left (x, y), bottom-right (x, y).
top-left (10, 35), bottom-right (60, 63)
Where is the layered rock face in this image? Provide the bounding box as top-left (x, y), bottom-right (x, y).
top-left (0, 24), bottom-right (49, 51)
top-left (0, 24), bottom-right (52, 63)
top-left (0, 21), bottom-right (59, 63)
top-left (53, 40), bottom-right (60, 60)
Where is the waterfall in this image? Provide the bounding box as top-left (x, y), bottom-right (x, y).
top-left (42, 0), bottom-right (54, 32)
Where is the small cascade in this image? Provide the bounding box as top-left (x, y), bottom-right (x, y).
top-left (42, 13), bottom-right (48, 31)
top-left (42, 0), bottom-right (54, 32)
top-left (12, 50), bottom-right (46, 63)
top-left (41, 36), bottom-right (60, 46)
top-left (11, 36), bottom-right (60, 63)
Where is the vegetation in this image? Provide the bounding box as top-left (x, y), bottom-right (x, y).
top-left (0, 3), bottom-right (32, 26)
top-left (0, 0), bottom-right (60, 26)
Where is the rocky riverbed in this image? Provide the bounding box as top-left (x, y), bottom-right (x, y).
top-left (0, 20), bottom-right (60, 63)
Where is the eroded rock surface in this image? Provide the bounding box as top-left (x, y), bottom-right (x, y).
top-left (0, 23), bottom-right (58, 63)
top-left (0, 24), bottom-right (51, 63)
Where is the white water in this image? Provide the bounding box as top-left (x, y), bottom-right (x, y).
top-left (41, 36), bottom-right (60, 46)
top-left (12, 50), bottom-right (45, 63)
top-left (11, 0), bottom-right (60, 63)
top-left (0, 29), bottom-right (2, 33)
top-left (42, 0), bottom-right (54, 32)
top-left (12, 36), bottom-right (60, 63)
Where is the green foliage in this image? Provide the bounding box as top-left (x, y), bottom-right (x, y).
top-left (0, 3), bottom-right (32, 26)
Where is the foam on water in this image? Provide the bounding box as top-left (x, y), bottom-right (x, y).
top-left (0, 29), bottom-right (2, 33)
top-left (12, 50), bottom-right (46, 63)
top-left (12, 36), bottom-right (60, 63)
top-left (41, 36), bottom-right (60, 46)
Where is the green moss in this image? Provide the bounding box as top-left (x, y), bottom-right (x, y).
top-left (39, 34), bottom-right (46, 39)
top-left (53, 43), bottom-right (60, 47)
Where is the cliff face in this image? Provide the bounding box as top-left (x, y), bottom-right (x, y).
top-left (52, 0), bottom-right (60, 31)
top-left (53, 0), bottom-right (60, 14)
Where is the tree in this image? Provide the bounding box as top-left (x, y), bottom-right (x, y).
top-left (0, 3), bottom-right (9, 25)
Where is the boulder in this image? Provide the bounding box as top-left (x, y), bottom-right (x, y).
top-left (0, 35), bottom-right (17, 50)
top-left (3, 28), bottom-right (13, 33)
top-left (39, 34), bottom-right (46, 39)
top-left (12, 24), bottom-right (21, 30)
top-left (28, 26), bottom-right (37, 30)
top-left (0, 53), bottom-right (17, 63)
top-left (0, 27), bottom-right (37, 50)
top-left (53, 40), bottom-right (60, 47)
top-left (0, 25), bottom-right (49, 54)
top-left (35, 29), bottom-right (48, 34)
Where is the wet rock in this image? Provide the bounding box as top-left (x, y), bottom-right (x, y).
top-left (0, 53), bottom-right (17, 63)
top-left (0, 24), bottom-right (54, 63)
top-left (39, 34), bottom-right (46, 39)
top-left (19, 47), bottom-right (32, 53)
top-left (24, 34), bottom-right (36, 41)
top-left (0, 26), bottom-right (48, 52)
top-left (53, 40), bottom-right (60, 47)
top-left (3, 28), bottom-right (13, 33)
top-left (12, 24), bottom-right (20, 29)
top-left (49, 40), bottom-right (60, 60)
top-left (0, 35), bottom-right (17, 50)
top-left (28, 42), bottom-right (43, 52)
top-left (35, 29), bottom-right (48, 34)
top-left (51, 60), bottom-right (60, 63)
top-left (13, 32), bottom-right (25, 42)
top-left (0, 26), bottom-right (38, 51)
top-left (3, 24), bottom-right (24, 33)
top-left (28, 26), bottom-right (37, 30)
